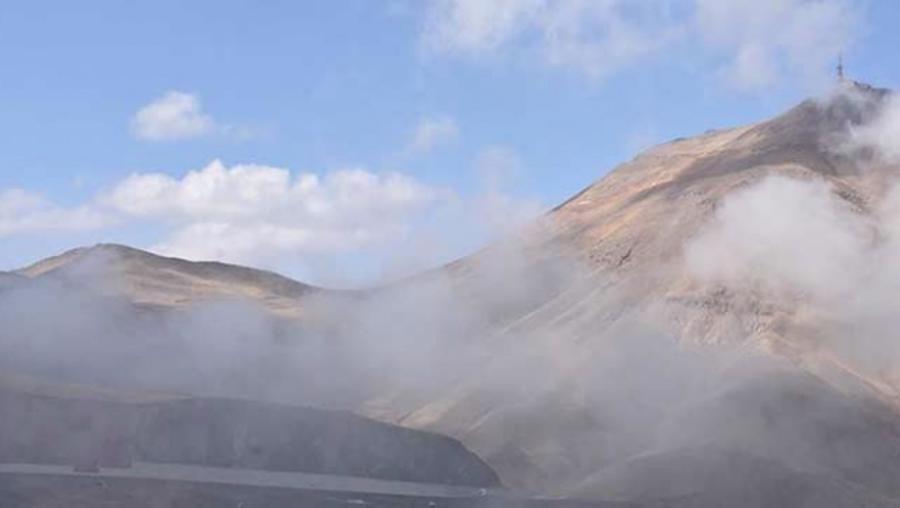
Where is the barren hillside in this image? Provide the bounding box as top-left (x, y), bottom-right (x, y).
top-left (17, 244), bottom-right (321, 316)
top-left (373, 82), bottom-right (900, 494)
top-left (8, 82), bottom-right (900, 504)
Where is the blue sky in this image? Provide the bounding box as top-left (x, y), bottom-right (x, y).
top-left (1, 0), bottom-right (898, 286)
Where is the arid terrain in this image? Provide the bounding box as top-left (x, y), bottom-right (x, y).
top-left (6, 82), bottom-right (900, 506)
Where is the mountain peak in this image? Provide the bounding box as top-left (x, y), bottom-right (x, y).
top-left (757, 81), bottom-right (890, 146)
top-left (547, 83), bottom-right (900, 281)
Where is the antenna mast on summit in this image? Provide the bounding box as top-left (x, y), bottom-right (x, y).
top-left (837, 54), bottom-right (845, 82)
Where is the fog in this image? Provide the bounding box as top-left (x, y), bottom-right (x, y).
top-left (4, 86), bottom-right (900, 501)
top-left (0, 226), bottom-right (855, 497)
top-left (686, 87), bottom-right (900, 387)
top-left (846, 90), bottom-right (900, 163)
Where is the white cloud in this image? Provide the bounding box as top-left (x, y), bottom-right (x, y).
top-left (406, 116), bottom-right (459, 156)
top-left (422, 0), bottom-right (680, 80)
top-left (421, 0), bottom-right (862, 88)
top-left (683, 174), bottom-right (900, 376)
top-left (846, 93), bottom-right (900, 163)
top-left (151, 221), bottom-right (396, 267)
top-left (0, 160), bottom-right (451, 273)
top-left (695, 0), bottom-right (859, 91)
top-left (102, 160), bottom-right (446, 265)
top-left (107, 153), bottom-right (544, 273)
top-left (0, 189), bottom-right (108, 237)
top-left (685, 175), bottom-right (869, 301)
top-left (131, 91), bottom-right (216, 141)
top-left (423, 0), bottom-right (544, 54)
top-left (0, 152), bottom-right (548, 282)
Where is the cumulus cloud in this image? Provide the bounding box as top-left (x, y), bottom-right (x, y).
top-left (104, 161), bottom-right (440, 225)
top-left (0, 160), bottom-right (453, 277)
top-left (131, 91), bottom-right (216, 141)
top-left (421, 0), bottom-right (861, 88)
top-left (102, 160), bottom-right (446, 265)
top-left (406, 115), bottom-right (459, 156)
top-left (0, 189), bottom-right (108, 237)
top-left (0, 152), bottom-right (550, 282)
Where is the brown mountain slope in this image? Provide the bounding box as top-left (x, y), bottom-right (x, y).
top-left (17, 244), bottom-right (320, 316)
top-left (377, 83), bottom-right (900, 493)
top-left (10, 83), bottom-right (900, 503)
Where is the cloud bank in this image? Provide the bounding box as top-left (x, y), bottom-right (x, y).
top-left (0, 154), bottom-right (543, 284)
top-left (104, 160), bottom-right (445, 265)
top-left (0, 161), bottom-right (446, 274)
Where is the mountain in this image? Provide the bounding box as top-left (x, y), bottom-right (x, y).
top-left (16, 244), bottom-right (321, 316)
top-left (8, 82), bottom-right (900, 505)
top-left (371, 82), bottom-right (900, 495)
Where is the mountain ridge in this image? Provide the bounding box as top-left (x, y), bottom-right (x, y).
top-left (7, 82), bottom-right (900, 502)
top-left (15, 243), bottom-right (324, 316)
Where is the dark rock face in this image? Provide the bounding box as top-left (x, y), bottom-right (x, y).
top-left (0, 390), bottom-right (499, 487)
top-left (136, 398), bottom-right (499, 486)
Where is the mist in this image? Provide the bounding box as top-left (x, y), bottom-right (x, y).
top-left (5, 86), bottom-right (900, 504)
top-left (685, 88), bottom-right (900, 391)
top-left (0, 228), bottom-right (862, 497)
